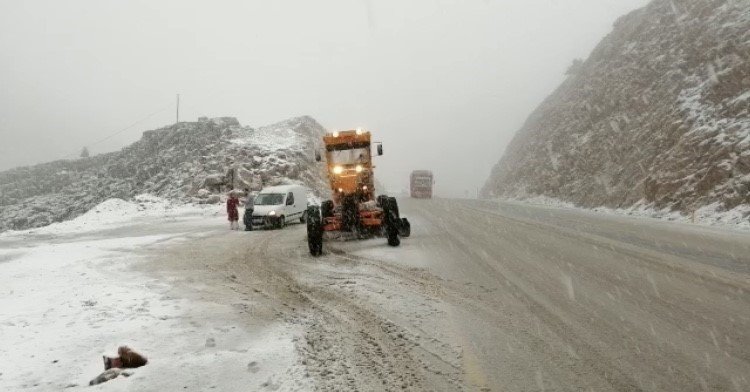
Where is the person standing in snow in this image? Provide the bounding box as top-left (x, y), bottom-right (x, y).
top-left (243, 188), bottom-right (254, 231)
top-left (227, 191), bottom-right (240, 230)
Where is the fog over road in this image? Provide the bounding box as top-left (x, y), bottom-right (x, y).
top-left (147, 198), bottom-right (750, 391)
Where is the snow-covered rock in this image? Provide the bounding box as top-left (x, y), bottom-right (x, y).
top-left (482, 0), bottom-right (749, 221)
top-left (0, 116), bottom-right (329, 232)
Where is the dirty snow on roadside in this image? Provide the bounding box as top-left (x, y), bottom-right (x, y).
top-left (0, 195), bottom-right (214, 238)
top-left (508, 195), bottom-right (750, 231)
top-left (0, 196), bottom-right (303, 391)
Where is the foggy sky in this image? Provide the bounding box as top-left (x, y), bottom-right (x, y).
top-left (0, 0), bottom-right (649, 197)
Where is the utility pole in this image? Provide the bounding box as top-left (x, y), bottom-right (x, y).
top-left (176, 94), bottom-right (180, 123)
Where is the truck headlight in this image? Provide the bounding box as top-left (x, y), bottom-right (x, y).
top-left (355, 164), bottom-right (363, 173)
top-left (268, 210), bottom-right (276, 216)
top-left (332, 165), bottom-right (344, 175)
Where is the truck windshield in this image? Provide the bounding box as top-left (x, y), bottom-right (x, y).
top-left (413, 177), bottom-right (432, 187)
top-left (329, 148), bottom-right (369, 165)
top-left (254, 193), bottom-right (284, 205)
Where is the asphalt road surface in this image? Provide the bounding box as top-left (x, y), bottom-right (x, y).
top-left (150, 198), bottom-right (750, 391)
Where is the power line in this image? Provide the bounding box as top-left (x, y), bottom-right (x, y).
top-left (62, 101), bottom-right (175, 160)
top-left (87, 102), bottom-right (176, 147)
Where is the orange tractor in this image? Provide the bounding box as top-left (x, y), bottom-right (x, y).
top-left (306, 128), bottom-right (410, 256)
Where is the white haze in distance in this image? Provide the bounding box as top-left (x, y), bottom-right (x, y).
top-left (0, 0), bottom-right (649, 197)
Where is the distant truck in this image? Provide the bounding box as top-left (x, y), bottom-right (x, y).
top-left (410, 170), bottom-right (434, 198)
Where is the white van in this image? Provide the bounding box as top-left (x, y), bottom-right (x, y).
top-left (251, 185), bottom-right (308, 229)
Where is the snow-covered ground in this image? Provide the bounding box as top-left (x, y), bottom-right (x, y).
top-left (3, 194), bottom-right (749, 391)
top-left (0, 196), bottom-right (303, 391)
top-left (505, 195), bottom-right (750, 231)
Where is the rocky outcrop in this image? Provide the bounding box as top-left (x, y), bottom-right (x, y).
top-left (482, 0), bottom-right (750, 216)
top-left (0, 116), bottom-right (329, 232)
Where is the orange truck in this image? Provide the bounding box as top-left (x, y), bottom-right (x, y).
top-left (306, 128), bottom-right (410, 256)
top-left (410, 170), bottom-right (434, 198)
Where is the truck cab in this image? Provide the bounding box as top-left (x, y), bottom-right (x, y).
top-left (318, 128), bottom-right (380, 205)
top-left (410, 170), bottom-right (434, 198)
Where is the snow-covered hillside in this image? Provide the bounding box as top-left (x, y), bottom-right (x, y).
top-left (0, 116), bottom-right (329, 232)
top-left (482, 0), bottom-right (749, 219)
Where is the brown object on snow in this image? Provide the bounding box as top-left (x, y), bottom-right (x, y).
top-left (103, 346), bottom-right (148, 370)
top-left (118, 346), bottom-right (148, 368)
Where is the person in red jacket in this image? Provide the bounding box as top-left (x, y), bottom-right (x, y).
top-left (227, 191), bottom-right (240, 230)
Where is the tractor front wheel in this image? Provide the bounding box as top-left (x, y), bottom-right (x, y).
top-left (321, 200), bottom-right (334, 218)
top-left (306, 206), bottom-right (323, 256)
top-left (341, 196), bottom-right (360, 232)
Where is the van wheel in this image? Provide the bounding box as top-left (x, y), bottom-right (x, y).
top-left (277, 216), bottom-right (285, 229)
top-left (300, 211), bottom-right (307, 223)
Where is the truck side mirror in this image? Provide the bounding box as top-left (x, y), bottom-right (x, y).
top-left (315, 151), bottom-right (321, 162)
top-left (377, 144), bottom-right (383, 156)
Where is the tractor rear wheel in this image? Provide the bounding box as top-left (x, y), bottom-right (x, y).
top-left (376, 195), bottom-right (389, 208)
top-left (382, 197), bottom-right (401, 247)
top-left (388, 197), bottom-right (400, 218)
top-left (306, 206), bottom-right (323, 256)
top-left (399, 217), bottom-right (411, 237)
top-left (385, 196), bottom-right (410, 238)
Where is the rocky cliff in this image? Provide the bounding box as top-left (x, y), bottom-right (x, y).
top-left (482, 0), bottom-right (750, 217)
top-left (0, 116), bottom-right (329, 231)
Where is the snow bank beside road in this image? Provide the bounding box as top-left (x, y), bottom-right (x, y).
top-left (0, 200), bottom-right (301, 391)
top-left (0, 195), bottom-right (212, 237)
top-left (509, 195), bottom-right (750, 231)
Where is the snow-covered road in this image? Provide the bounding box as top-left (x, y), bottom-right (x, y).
top-left (2, 197), bottom-right (749, 391)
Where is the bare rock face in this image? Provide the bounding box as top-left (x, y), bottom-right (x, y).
top-left (0, 116), bottom-right (329, 232)
top-left (482, 0), bottom-right (750, 215)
